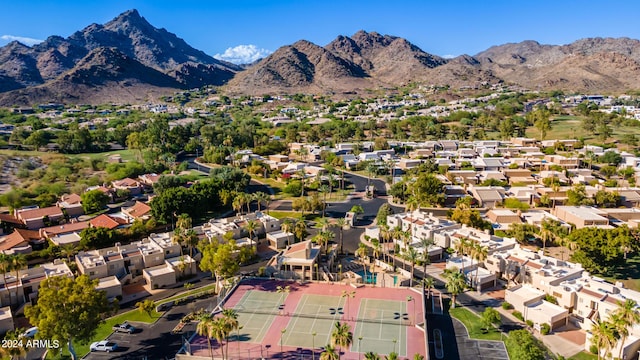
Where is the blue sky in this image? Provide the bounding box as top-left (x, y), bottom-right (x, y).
top-left (2, 0), bottom-right (640, 63)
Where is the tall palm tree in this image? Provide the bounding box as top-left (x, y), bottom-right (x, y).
top-left (405, 247), bottom-right (419, 287)
top-left (454, 237), bottom-right (470, 273)
top-left (232, 196), bottom-right (243, 215)
top-left (211, 317), bottom-right (229, 360)
top-left (355, 243), bottom-right (369, 282)
top-left (318, 185), bottom-right (330, 217)
top-left (540, 218), bottom-right (554, 251)
top-left (320, 344), bottom-right (339, 360)
top-left (334, 218), bottom-right (347, 255)
top-left (196, 313), bottom-right (216, 359)
top-left (444, 268), bottom-right (466, 309)
top-left (418, 236), bottom-right (434, 281)
top-left (9, 254), bottom-right (25, 305)
top-left (0, 254), bottom-right (10, 295)
top-left (245, 219), bottom-right (259, 246)
top-left (221, 309), bottom-right (239, 358)
top-left (591, 318), bottom-right (619, 360)
top-left (612, 299), bottom-right (640, 359)
top-left (282, 218), bottom-right (294, 246)
top-left (331, 321), bottom-right (353, 360)
top-left (294, 219), bottom-right (307, 243)
top-left (316, 217), bottom-right (330, 232)
top-left (473, 244), bottom-right (488, 290)
top-left (253, 191), bottom-right (270, 212)
top-left (423, 277), bottom-right (435, 299)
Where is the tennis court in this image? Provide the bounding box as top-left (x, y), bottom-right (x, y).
top-left (188, 279), bottom-right (426, 359)
top-left (354, 298), bottom-right (408, 356)
top-left (231, 290), bottom-right (288, 343)
top-left (281, 294), bottom-right (345, 348)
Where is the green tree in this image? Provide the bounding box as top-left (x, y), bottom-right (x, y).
top-left (412, 173), bottom-right (445, 206)
top-left (320, 344), bottom-right (339, 360)
top-left (481, 307), bottom-right (502, 331)
top-left (505, 329), bottom-right (545, 360)
top-left (1, 328), bottom-right (28, 359)
top-left (24, 275), bottom-right (112, 360)
top-left (79, 226), bottom-right (114, 249)
top-left (199, 241), bottom-right (240, 288)
top-left (444, 268), bottom-right (466, 309)
top-left (331, 321), bottom-right (353, 360)
top-left (334, 217), bottom-right (348, 255)
top-left (612, 299), bottom-right (640, 360)
top-left (590, 319), bottom-right (619, 360)
top-left (196, 313), bottom-right (216, 359)
top-left (80, 189), bottom-right (109, 214)
top-left (350, 205), bottom-right (364, 221)
top-left (135, 299), bottom-right (156, 318)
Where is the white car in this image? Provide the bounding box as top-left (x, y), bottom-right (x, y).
top-left (21, 327), bottom-right (38, 338)
top-left (90, 341), bottom-right (118, 352)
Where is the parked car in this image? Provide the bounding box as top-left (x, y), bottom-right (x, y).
top-left (20, 327), bottom-right (38, 338)
top-left (112, 322), bottom-right (136, 333)
top-left (90, 341), bottom-right (118, 352)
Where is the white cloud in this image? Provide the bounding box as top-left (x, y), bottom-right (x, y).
top-left (442, 54), bottom-right (457, 59)
top-left (1, 35), bottom-right (43, 46)
top-left (214, 44), bottom-right (272, 65)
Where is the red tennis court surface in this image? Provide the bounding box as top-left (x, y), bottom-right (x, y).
top-left (185, 279), bottom-right (427, 359)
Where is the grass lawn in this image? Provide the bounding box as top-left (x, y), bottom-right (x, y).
top-left (449, 307), bottom-right (504, 341)
top-left (570, 351), bottom-right (598, 360)
top-left (48, 308), bottom-right (162, 359)
top-left (602, 255), bottom-right (640, 292)
top-left (525, 115), bottom-right (640, 143)
top-left (67, 149), bottom-right (138, 162)
top-left (156, 283), bottom-right (217, 305)
top-left (266, 210), bottom-right (323, 222)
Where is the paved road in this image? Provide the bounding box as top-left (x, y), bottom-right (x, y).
top-left (84, 297), bottom-right (218, 360)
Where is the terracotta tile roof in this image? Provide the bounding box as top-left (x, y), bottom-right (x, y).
top-left (0, 229), bottom-right (41, 252)
top-left (0, 213), bottom-right (22, 224)
top-left (40, 221), bottom-right (89, 237)
top-left (527, 261), bottom-right (543, 270)
top-left (89, 214), bottom-right (122, 230)
top-left (113, 177), bottom-right (139, 187)
top-left (60, 193), bottom-right (82, 204)
top-left (507, 255), bottom-right (526, 265)
top-left (284, 241), bottom-right (309, 256)
top-left (124, 201), bottom-right (151, 219)
top-left (17, 206), bottom-right (63, 221)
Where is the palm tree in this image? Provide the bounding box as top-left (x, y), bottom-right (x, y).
top-left (9, 254), bottom-right (25, 305)
top-left (591, 318), bottom-right (619, 360)
top-left (444, 268), bottom-right (466, 309)
top-left (413, 354), bottom-right (425, 360)
top-left (316, 217), bottom-right (330, 232)
top-left (281, 218), bottom-right (294, 247)
top-left (364, 352), bottom-right (381, 360)
top-left (222, 309), bottom-right (239, 358)
top-left (294, 219), bottom-right (307, 243)
top-left (60, 244), bottom-right (77, 263)
top-left (211, 317), bottom-right (229, 360)
top-left (418, 237), bottom-right (434, 276)
top-left (473, 244), bottom-right (488, 290)
top-left (196, 313), bottom-right (216, 359)
top-left (318, 185), bottom-right (330, 217)
top-left (423, 277), bottom-right (435, 299)
top-left (245, 219), bottom-right (259, 246)
top-left (253, 191), bottom-right (270, 212)
top-left (612, 299), bottom-right (640, 359)
top-left (540, 218), bottom-right (554, 251)
top-left (0, 254), bottom-right (10, 294)
top-left (355, 243), bottom-right (369, 282)
top-left (405, 247), bottom-right (419, 287)
top-left (320, 344), bottom-right (339, 360)
top-left (232, 196), bottom-right (243, 215)
top-left (385, 352), bottom-right (399, 360)
top-left (331, 321), bottom-right (353, 359)
top-left (313, 231), bottom-right (332, 255)
top-left (334, 218), bottom-right (347, 255)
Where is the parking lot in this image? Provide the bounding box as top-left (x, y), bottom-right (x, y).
top-left (83, 297), bottom-right (216, 360)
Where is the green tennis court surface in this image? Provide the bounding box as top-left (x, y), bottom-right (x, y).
top-left (231, 290), bottom-right (287, 343)
top-left (354, 298), bottom-right (408, 356)
top-left (281, 294), bottom-right (345, 348)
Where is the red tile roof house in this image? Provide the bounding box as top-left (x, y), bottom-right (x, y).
top-left (112, 177), bottom-right (143, 196)
top-left (138, 173), bottom-right (162, 188)
top-left (15, 206), bottom-right (65, 230)
top-left (89, 214), bottom-right (128, 230)
top-left (39, 221), bottom-right (90, 239)
top-left (0, 213), bottom-right (24, 235)
top-left (122, 201), bottom-right (152, 223)
top-left (56, 193), bottom-right (84, 218)
top-left (0, 229), bottom-right (42, 255)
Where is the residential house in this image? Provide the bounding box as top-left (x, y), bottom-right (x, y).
top-left (57, 194), bottom-right (84, 217)
top-left (486, 209), bottom-right (522, 229)
top-left (469, 186), bottom-right (506, 208)
top-left (272, 240), bottom-right (320, 281)
top-left (112, 177), bottom-right (143, 196)
top-left (505, 284), bottom-right (569, 330)
top-left (15, 206), bottom-right (64, 230)
top-left (122, 201), bottom-right (152, 222)
top-left (0, 229), bottom-right (42, 254)
top-left (89, 214), bottom-right (127, 230)
top-left (0, 307), bottom-right (14, 335)
top-left (0, 260), bottom-right (73, 307)
top-left (552, 206), bottom-right (611, 229)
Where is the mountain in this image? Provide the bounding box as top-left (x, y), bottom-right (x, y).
top-left (2, 9), bottom-right (640, 104)
top-left (0, 9), bottom-right (239, 105)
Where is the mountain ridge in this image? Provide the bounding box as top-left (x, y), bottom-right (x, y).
top-left (1, 9), bottom-right (640, 104)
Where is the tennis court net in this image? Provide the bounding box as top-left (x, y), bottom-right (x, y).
top-left (233, 306), bottom-right (412, 326)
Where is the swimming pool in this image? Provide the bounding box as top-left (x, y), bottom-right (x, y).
top-left (355, 270), bottom-right (377, 284)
